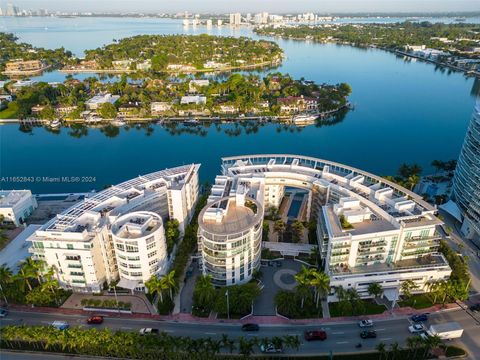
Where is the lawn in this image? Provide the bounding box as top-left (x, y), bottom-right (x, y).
top-left (398, 294), bottom-right (436, 309)
top-left (0, 102), bottom-right (19, 119)
top-left (329, 299), bottom-right (387, 317)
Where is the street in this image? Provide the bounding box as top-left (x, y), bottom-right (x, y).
top-left (1, 306), bottom-right (479, 358)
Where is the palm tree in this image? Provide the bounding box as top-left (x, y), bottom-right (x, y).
top-left (145, 275), bottom-right (167, 303)
top-left (238, 336), bottom-right (254, 357)
top-left (376, 342), bottom-right (387, 360)
top-left (15, 264), bottom-right (36, 292)
top-left (423, 334), bottom-right (442, 358)
top-left (21, 258), bottom-right (45, 284)
top-left (401, 279), bottom-right (418, 299)
top-left (406, 336), bottom-right (422, 359)
top-left (390, 342), bottom-right (400, 360)
top-left (309, 270), bottom-right (330, 307)
top-left (0, 264), bottom-right (12, 305)
top-left (162, 270), bottom-right (178, 300)
top-left (194, 275), bottom-right (215, 308)
top-left (407, 174), bottom-right (420, 190)
top-left (294, 266), bottom-right (313, 308)
top-left (368, 282), bottom-right (383, 299)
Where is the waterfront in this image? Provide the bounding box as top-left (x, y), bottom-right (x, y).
top-left (0, 17), bottom-right (478, 193)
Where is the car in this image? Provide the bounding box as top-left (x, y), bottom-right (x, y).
top-left (241, 323), bottom-right (260, 332)
top-left (411, 314), bottom-right (428, 322)
top-left (469, 303), bottom-right (480, 312)
top-left (360, 330), bottom-right (377, 339)
top-left (139, 328), bottom-right (160, 335)
top-left (86, 316), bottom-right (104, 324)
top-left (0, 308), bottom-right (8, 318)
top-left (358, 319), bottom-right (373, 328)
top-left (409, 323), bottom-right (425, 333)
top-left (304, 330), bottom-right (327, 341)
top-left (51, 321), bottom-right (69, 330)
top-left (260, 343), bottom-right (283, 353)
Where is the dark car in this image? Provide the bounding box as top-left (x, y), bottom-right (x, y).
top-left (304, 330), bottom-right (327, 341)
top-left (411, 314), bottom-right (428, 322)
top-left (86, 316), bottom-right (104, 324)
top-left (241, 323), bottom-right (259, 331)
top-left (469, 303), bottom-right (480, 312)
top-left (0, 308), bottom-right (8, 318)
top-left (360, 330), bottom-right (377, 339)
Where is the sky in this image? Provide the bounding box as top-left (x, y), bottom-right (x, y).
top-left (2, 0), bottom-right (479, 13)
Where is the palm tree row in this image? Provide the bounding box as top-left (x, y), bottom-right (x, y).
top-left (294, 265), bottom-right (330, 308)
top-left (376, 334), bottom-right (444, 360)
top-left (0, 325), bottom-right (301, 359)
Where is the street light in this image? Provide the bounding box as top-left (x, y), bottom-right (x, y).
top-left (110, 286), bottom-right (120, 313)
top-left (225, 289), bottom-right (230, 319)
top-left (0, 283), bottom-right (9, 307)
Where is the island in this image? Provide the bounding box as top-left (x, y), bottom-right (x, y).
top-left (0, 73), bottom-right (351, 126)
top-left (61, 34), bottom-right (284, 74)
top-left (255, 22), bottom-right (480, 76)
top-left (0, 33), bottom-right (73, 76)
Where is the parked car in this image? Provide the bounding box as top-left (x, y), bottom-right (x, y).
top-left (51, 321), bottom-right (69, 330)
top-left (0, 308), bottom-right (8, 318)
top-left (260, 343), bottom-right (283, 353)
top-left (409, 323), bottom-right (426, 333)
top-left (469, 303), bottom-right (480, 312)
top-left (304, 330), bottom-right (327, 341)
top-left (86, 316), bottom-right (104, 324)
top-left (241, 323), bottom-right (259, 332)
top-left (411, 314), bottom-right (428, 322)
top-left (358, 319), bottom-right (373, 328)
top-left (360, 330), bottom-right (377, 339)
top-left (139, 328), bottom-right (159, 335)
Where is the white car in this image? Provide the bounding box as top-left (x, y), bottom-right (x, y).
top-left (260, 343), bottom-right (283, 353)
top-left (51, 321), bottom-right (69, 330)
top-left (409, 323), bottom-right (425, 333)
top-left (358, 320), bottom-right (374, 328)
top-left (139, 328), bottom-right (159, 335)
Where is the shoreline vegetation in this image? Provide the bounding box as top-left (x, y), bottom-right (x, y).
top-left (0, 72), bottom-right (352, 128)
top-left (254, 22), bottom-right (480, 77)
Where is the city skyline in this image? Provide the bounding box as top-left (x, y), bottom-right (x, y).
top-left (0, 0), bottom-right (478, 13)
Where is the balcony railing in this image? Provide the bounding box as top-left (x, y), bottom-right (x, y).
top-left (359, 241), bottom-right (387, 248)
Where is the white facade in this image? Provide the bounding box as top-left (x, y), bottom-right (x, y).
top-left (27, 164), bottom-right (200, 293)
top-left (180, 95), bottom-right (207, 105)
top-left (0, 190), bottom-right (38, 226)
top-left (209, 154), bottom-right (451, 298)
top-left (85, 94), bottom-right (120, 110)
top-left (198, 194), bottom-right (263, 286)
top-left (111, 211), bottom-right (168, 286)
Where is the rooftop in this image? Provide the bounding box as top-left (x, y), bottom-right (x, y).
top-left (0, 190), bottom-right (32, 207)
top-left (199, 197), bottom-right (262, 236)
top-left (112, 212), bottom-right (162, 240)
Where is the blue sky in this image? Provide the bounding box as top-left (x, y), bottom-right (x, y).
top-left (3, 0), bottom-right (479, 13)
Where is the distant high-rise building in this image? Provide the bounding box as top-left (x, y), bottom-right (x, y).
top-left (452, 99), bottom-right (480, 243)
top-left (0, 7), bottom-right (3, 16)
top-left (254, 12), bottom-right (269, 24)
top-left (229, 13), bottom-right (241, 26)
top-left (217, 19), bottom-right (223, 26)
top-left (6, 3), bottom-right (17, 16)
top-left (206, 19), bottom-right (212, 28)
top-left (246, 13), bottom-right (251, 22)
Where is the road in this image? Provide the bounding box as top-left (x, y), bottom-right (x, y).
top-left (1, 307), bottom-right (479, 358)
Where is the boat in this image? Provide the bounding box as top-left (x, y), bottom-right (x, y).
top-left (49, 119), bottom-right (61, 129)
top-left (292, 114), bottom-right (318, 124)
top-left (111, 119), bottom-right (126, 127)
top-left (183, 118), bottom-right (200, 126)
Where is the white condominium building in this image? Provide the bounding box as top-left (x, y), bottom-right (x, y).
top-left (202, 155), bottom-right (451, 300)
top-left (27, 164), bottom-right (200, 292)
top-left (111, 211), bottom-right (167, 285)
top-left (198, 187), bottom-right (263, 286)
top-left (0, 190), bottom-right (38, 226)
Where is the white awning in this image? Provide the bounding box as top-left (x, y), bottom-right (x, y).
top-left (383, 288), bottom-right (399, 302)
top-left (439, 200), bottom-right (463, 223)
top-left (117, 278), bottom-right (139, 290)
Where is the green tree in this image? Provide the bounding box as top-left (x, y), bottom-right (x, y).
top-left (401, 279), bottom-right (419, 299)
top-left (368, 282), bottom-right (383, 299)
top-left (39, 105), bottom-right (56, 120)
top-left (193, 275), bottom-right (216, 310)
top-left (97, 102), bottom-right (117, 119)
top-left (376, 342), bottom-right (387, 360)
top-left (291, 220), bottom-right (304, 243)
top-left (309, 269), bottom-right (330, 307)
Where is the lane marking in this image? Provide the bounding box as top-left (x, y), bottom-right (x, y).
top-left (376, 328), bottom-right (386, 331)
top-left (121, 327), bottom-right (132, 330)
top-left (380, 338), bottom-right (392, 341)
top-left (163, 330), bottom-right (175, 333)
top-left (288, 333), bottom-right (300, 336)
top-left (336, 341), bottom-right (349, 344)
top-left (332, 331), bottom-right (344, 335)
top-left (205, 332), bottom-right (217, 335)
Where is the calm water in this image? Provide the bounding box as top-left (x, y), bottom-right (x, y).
top-left (0, 17), bottom-right (477, 193)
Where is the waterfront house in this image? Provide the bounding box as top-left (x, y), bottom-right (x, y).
top-left (85, 94), bottom-right (120, 110)
top-left (112, 60), bottom-right (132, 70)
top-left (181, 95), bottom-right (207, 105)
top-left (178, 107), bottom-right (210, 116)
top-left (55, 105), bottom-right (78, 117)
top-left (167, 64), bottom-right (196, 72)
top-left (118, 103), bottom-right (140, 118)
top-left (136, 60), bottom-right (152, 71)
top-left (204, 60), bottom-right (227, 69)
top-left (217, 104), bottom-right (239, 114)
top-left (11, 80), bottom-right (36, 93)
top-left (0, 190), bottom-right (38, 227)
top-left (4, 59), bottom-right (45, 74)
top-left (151, 102), bottom-right (173, 115)
top-left (31, 104), bottom-right (46, 115)
top-left (278, 95), bottom-right (318, 113)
